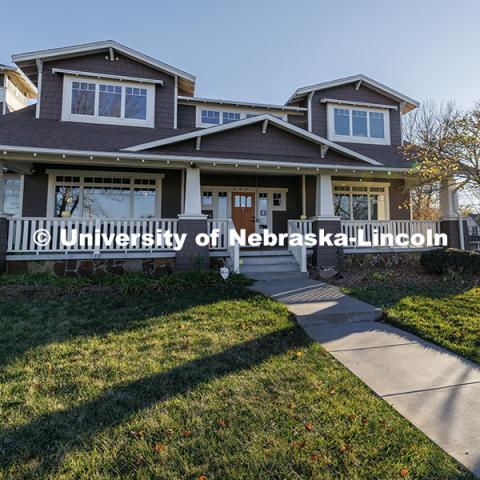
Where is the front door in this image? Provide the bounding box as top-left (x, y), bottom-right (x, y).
top-left (232, 192), bottom-right (256, 235)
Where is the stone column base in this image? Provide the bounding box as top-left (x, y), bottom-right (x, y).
top-left (175, 217), bottom-right (209, 271)
top-left (311, 218), bottom-right (343, 269)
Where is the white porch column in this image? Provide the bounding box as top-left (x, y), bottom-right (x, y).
top-left (314, 173), bottom-right (336, 218)
top-left (179, 166), bottom-right (206, 218)
top-left (439, 178), bottom-right (459, 220)
top-left (0, 167), bottom-right (4, 214)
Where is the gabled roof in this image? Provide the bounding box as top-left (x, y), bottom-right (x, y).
top-left (12, 40), bottom-right (195, 95)
top-left (122, 113), bottom-right (382, 166)
top-left (0, 64), bottom-right (37, 98)
top-left (286, 74), bottom-right (419, 113)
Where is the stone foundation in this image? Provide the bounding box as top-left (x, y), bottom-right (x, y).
top-left (342, 251), bottom-right (422, 271)
top-left (6, 257), bottom-right (175, 277)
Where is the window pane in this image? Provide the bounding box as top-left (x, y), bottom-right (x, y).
top-left (71, 82), bottom-right (95, 115)
top-left (352, 194), bottom-right (369, 220)
top-left (370, 194), bottom-right (385, 220)
top-left (223, 112), bottom-right (241, 124)
top-left (55, 186), bottom-right (80, 218)
top-left (273, 193), bottom-right (282, 207)
top-left (218, 192), bottom-right (228, 218)
top-left (202, 192), bottom-right (213, 206)
top-left (201, 110), bottom-right (220, 125)
top-left (334, 108), bottom-right (350, 136)
top-left (334, 194), bottom-right (351, 220)
top-left (369, 112), bottom-right (385, 138)
top-left (352, 110), bottom-right (368, 137)
top-left (99, 84), bottom-right (121, 118)
top-left (3, 177), bottom-right (21, 216)
top-left (125, 87), bottom-right (147, 120)
top-left (133, 188), bottom-right (156, 218)
top-left (83, 187), bottom-right (130, 218)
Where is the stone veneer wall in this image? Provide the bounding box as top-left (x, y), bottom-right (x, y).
top-left (7, 257), bottom-right (175, 277)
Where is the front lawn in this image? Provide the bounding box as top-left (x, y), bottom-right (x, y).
top-left (0, 274), bottom-right (471, 479)
top-left (341, 272), bottom-right (480, 364)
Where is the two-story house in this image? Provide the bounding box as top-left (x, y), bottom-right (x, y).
top-left (0, 41), bottom-right (465, 275)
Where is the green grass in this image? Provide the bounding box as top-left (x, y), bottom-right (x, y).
top-left (0, 279), bottom-right (471, 479)
top-left (343, 272), bottom-right (480, 364)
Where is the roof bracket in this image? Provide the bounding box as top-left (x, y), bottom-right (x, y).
top-left (262, 119), bottom-right (268, 134)
top-left (355, 80), bottom-right (362, 90)
top-left (196, 136), bottom-right (201, 151)
top-left (109, 47), bottom-right (115, 61)
top-left (320, 145), bottom-right (329, 158)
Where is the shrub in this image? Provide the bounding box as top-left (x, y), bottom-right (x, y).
top-left (420, 248), bottom-right (480, 275)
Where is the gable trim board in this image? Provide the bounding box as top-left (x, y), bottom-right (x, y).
top-left (287, 74), bottom-right (419, 113)
top-left (121, 113), bottom-right (382, 166)
top-left (0, 144), bottom-right (409, 174)
top-left (51, 68), bottom-right (165, 85)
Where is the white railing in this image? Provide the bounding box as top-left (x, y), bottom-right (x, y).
top-left (207, 218), bottom-right (239, 273)
top-left (287, 220), bottom-right (307, 272)
top-left (7, 217), bottom-right (179, 255)
top-left (341, 220), bottom-right (442, 249)
top-left (288, 219), bottom-right (313, 236)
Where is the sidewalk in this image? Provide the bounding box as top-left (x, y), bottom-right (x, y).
top-left (251, 277), bottom-right (480, 477)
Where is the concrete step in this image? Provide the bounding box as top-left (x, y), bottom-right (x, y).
top-left (241, 255), bottom-right (298, 266)
top-left (249, 272), bottom-right (310, 281)
top-left (240, 249), bottom-right (291, 257)
top-left (241, 263), bottom-right (300, 274)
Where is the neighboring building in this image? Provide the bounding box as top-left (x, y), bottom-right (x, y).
top-left (466, 214), bottom-right (480, 250)
top-left (0, 41), bottom-right (466, 275)
top-left (0, 64), bottom-right (36, 115)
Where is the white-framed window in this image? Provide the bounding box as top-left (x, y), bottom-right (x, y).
top-left (197, 108), bottom-right (287, 128)
top-left (2, 174), bottom-right (23, 216)
top-left (333, 182), bottom-right (390, 221)
top-left (62, 75), bottom-right (155, 127)
top-left (47, 171), bottom-right (163, 218)
top-left (327, 104), bottom-right (390, 145)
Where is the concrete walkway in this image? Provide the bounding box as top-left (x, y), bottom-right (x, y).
top-left (251, 276), bottom-right (480, 477)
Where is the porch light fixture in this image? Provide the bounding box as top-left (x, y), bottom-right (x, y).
top-left (277, 166), bottom-right (280, 169)
top-left (166, 160), bottom-right (170, 164)
top-left (212, 162), bottom-right (216, 166)
top-left (334, 169), bottom-right (338, 172)
top-left (33, 153), bottom-right (37, 157)
top-left (387, 171), bottom-right (392, 176)
top-left (235, 164), bottom-right (238, 167)
top-left (2, 152), bottom-right (7, 155)
top-left (141, 159), bottom-right (145, 163)
top-left (116, 157), bottom-right (120, 162)
top-left (352, 170), bottom-right (356, 173)
top-left (62, 154), bottom-right (66, 158)
top-left (297, 167), bottom-right (300, 171)
top-left (90, 156), bottom-right (94, 160)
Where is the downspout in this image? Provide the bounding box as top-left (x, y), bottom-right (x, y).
top-left (307, 92), bottom-right (314, 133)
top-left (35, 58), bottom-right (43, 119)
top-left (173, 75), bottom-right (178, 129)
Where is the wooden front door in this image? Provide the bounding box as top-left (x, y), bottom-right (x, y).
top-left (231, 192), bottom-right (256, 235)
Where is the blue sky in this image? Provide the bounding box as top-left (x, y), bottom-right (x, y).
top-left (2, 0), bottom-right (478, 108)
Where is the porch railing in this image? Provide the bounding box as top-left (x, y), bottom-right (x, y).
top-left (287, 220), bottom-right (307, 272)
top-left (340, 220), bottom-right (442, 249)
top-left (207, 218), bottom-right (239, 273)
top-left (7, 217), bottom-right (179, 255)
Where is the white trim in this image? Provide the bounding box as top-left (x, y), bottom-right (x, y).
top-left (327, 104), bottom-right (391, 146)
top-left (1, 172), bottom-right (24, 216)
top-left (286, 74), bottom-right (419, 113)
top-left (12, 40), bottom-right (196, 83)
top-left (178, 95), bottom-right (306, 112)
top-left (321, 98), bottom-right (398, 110)
top-left (61, 75), bottom-right (155, 128)
top-left (173, 76), bottom-right (178, 129)
top-left (35, 58), bottom-right (43, 119)
top-left (332, 180), bottom-right (391, 220)
top-left (0, 144), bottom-right (407, 173)
top-left (122, 113), bottom-right (382, 166)
top-left (52, 68), bottom-right (164, 85)
top-left (46, 169), bottom-right (164, 218)
top-left (307, 92), bottom-right (313, 132)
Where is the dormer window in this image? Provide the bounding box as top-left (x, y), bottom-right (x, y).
top-left (62, 75), bottom-right (154, 127)
top-left (327, 104), bottom-right (390, 145)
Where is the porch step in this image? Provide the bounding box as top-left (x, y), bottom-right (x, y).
top-left (239, 249), bottom-right (301, 275)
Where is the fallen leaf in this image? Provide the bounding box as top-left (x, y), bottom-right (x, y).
top-left (295, 351), bottom-right (303, 357)
top-left (361, 417), bottom-right (368, 425)
top-left (310, 453), bottom-right (320, 462)
top-left (400, 467), bottom-right (409, 477)
top-left (153, 442), bottom-right (165, 453)
top-left (288, 402), bottom-right (296, 409)
top-left (339, 445), bottom-right (347, 454)
top-left (218, 419), bottom-right (226, 428)
top-left (47, 363), bottom-right (53, 373)
top-left (305, 423), bottom-right (314, 432)
top-left (182, 430), bottom-right (192, 438)
top-left (198, 476), bottom-right (207, 480)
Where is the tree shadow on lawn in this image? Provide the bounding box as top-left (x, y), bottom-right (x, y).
top-left (0, 325), bottom-right (309, 478)
top-left (0, 286), bottom-right (255, 369)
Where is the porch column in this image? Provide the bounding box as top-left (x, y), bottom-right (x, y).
top-left (0, 167), bottom-right (5, 213)
top-left (311, 173), bottom-right (342, 270)
top-left (439, 177), bottom-right (466, 249)
top-left (176, 166), bottom-right (209, 271)
top-left (0, 214), bottom-right (8, 273)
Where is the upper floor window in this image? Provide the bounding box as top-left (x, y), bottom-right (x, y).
top-left (197, 109), bottom-right (287, 128)
top-left (63, 76), bottom-right (154, 127)
top-left (328, 104), bottom-right (390, 145)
